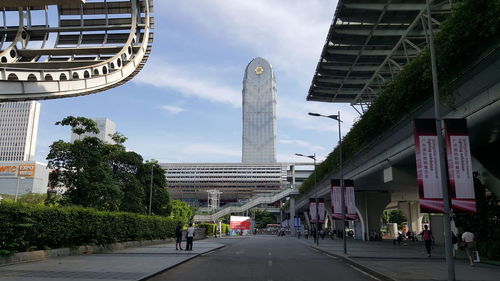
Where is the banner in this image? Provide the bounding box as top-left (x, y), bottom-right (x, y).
top-left (318, 198), bottom-right (325, 223)
top-left (331, 179), bottom-right (343, 219)
top-left (444, 119), bottom-right (476, 213)
top-left (344, 179), bottom-right (357, 220)
top-left (293, 216), bottom-right (301, 228)
top-left (413, 119), bottom-right (444, 213)
top-left (230, 216), bottom-right (251, 230)
top-left (309, 198), bottom-right (318, 223)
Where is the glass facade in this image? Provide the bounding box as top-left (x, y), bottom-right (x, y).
top-left (242, 57), bottom-right (277, 163)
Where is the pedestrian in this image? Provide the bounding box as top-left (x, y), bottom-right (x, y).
top-left (175, 221), bottom-right (183, 250)
top-left (462, 230), bottom-right (476, 266)
top-left (304, 228), bottom-right (309, 239)
top-left (185, 223), bottom-right (195, 251)
top-left (420, 225), bottom-right (434, 257)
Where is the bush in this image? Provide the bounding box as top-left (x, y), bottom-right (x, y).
top-left (0, 203), bottom-right (176, 255)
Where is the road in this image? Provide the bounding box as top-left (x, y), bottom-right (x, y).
top-left (147, 235), bottom-right (380, 281)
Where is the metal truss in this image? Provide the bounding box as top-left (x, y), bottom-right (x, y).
top-left (307, 0), bottom-right (452, 114)
top-left (0, 0), bottom-right (154, 100)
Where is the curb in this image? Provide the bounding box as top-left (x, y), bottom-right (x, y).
top-left (0, 238), bottom-right (177, 266)
top-left (310, 245), bottom-right (397, 281)
top-left (138, 244), bottom-right (226, 281)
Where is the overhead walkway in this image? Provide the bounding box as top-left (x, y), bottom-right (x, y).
top-left (194, 188), bottom-right (299, 222)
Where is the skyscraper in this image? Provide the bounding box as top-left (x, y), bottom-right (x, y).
top-left (242, 57), bottom-right (277, 163)
top-left (0, 101), bottom-right (40, 161)
top-left (70, 118), bottom-right (116, 143)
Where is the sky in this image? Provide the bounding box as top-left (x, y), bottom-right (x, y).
top-left (35, 0), bottom-right (359, 164)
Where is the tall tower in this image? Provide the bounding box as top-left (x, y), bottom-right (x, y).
top-left (0, 101), bottom-right (40, 161)
top-left (242, 57), bottom-right (277, 163)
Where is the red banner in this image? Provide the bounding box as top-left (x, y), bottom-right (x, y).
top-left (318, 198), bottom-right (325, 223)
top-left (413, 119), bottom-right (444, 213)
top-left (444, 119), bottom-right (476, 213)
top-left (331, 179), bottom-right (343, 220)
top-left (309, 198), bottom-right (318, 223)
top-left (344, 179), bottom-right (357, 220)
top-left (230, 216), bottom-right (251, 230)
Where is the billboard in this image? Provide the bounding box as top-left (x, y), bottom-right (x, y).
top-left (0, 162), bottom-right (36, 178)
top-left (444, 119), bottom-right (476, 213)
top-left (413, 119), bottom-right (445, 213)
top-left (230, 216), bottom-right (251, 235)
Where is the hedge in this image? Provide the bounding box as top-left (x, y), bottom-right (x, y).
top-left (197, 223), bottom-right (230, 236)
top-left (299, 0), bottom-right (500, 195)
top-left (0, 203), bottom-right (177, 255)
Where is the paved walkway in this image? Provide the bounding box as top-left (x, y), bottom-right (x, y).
top-left (299, 237), bottom-right (500, 281)
top-left (0, 240), bottom-right (224, 281)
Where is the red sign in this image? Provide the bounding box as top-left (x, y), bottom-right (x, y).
top-left (413, 119), bottom-right (444, 213)
top-left (230, 216), bottom-right (251, 230)
top-left (444, 119), bottom-right (476, 213)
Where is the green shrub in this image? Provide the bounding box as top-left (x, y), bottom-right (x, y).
top-left (0, 203), bottom-right (176, 255)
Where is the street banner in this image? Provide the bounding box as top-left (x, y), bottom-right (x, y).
top-left (413, 119), bottom-right (444, 213)
top-left (444, 119), bottom-right (476, 213)
top-left (345, 179), bottom-right (358, 220)
top-left (294, 216), bottom-right (301, 228)
top-left (331, 179), bottom-right (343, 219)
top-left (309, 198), bottom-right (318, 223)
top-left (318, 198), bottom-right (325, 223)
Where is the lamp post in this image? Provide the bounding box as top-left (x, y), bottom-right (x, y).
top-left (149, 163), bottom-right (153, 215)
top-left (15, 177), bottom-right (25, 202)
top-left (295, 152), bottom-right (319, 246)
top-left (309, 111), bottom-right (347, 254)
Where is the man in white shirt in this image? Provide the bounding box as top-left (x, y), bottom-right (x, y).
top-left (462, 231), bottom-right (475, 266)
top-left (185, 223), bottom-right (195, 251)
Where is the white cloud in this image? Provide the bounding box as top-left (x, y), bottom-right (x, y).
top-left (136, 61), bottom-right (241, 107)
top-left (181, 143), bottom-right (241, 158)
top-left (279, 138), bottom-right (325, 152)
top-left (161, 105), bottom-right (186, 115)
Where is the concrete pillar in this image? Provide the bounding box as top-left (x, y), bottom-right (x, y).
top-left (356, 191), bottom-right (391, 240)
top-left (289, 197), bottom-right (296, 236)
top-left (399, 201), bottom-right (423, 234)
top-left (429, 214), bottom-right (444, 245)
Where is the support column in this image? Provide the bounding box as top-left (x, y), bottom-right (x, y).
top-left (356, 191), bottom-right (391, 240)
top-left (289, 197), bottom-right (296, 236)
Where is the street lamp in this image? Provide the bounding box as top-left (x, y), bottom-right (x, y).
top-left (149, 164), bottom-right (153, 215)
top-left (295, 152), bottom-right (319, 246)
top-left (309, 111), bottom-right (347, 254)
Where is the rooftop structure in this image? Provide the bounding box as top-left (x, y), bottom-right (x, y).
top-left (70, 118), bottom-right (116, 143)
top-left (307, 0), bottom-right (451, 114)
top-left (0, 0), bottom-right (154, 101)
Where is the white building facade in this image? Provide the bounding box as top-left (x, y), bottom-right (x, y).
top-left (242, 57), bottom-right (277, 163)
top-left (70, 118), bottom-right (116, 143)
top-left (0, 162), bottom-right (49, 196)
top-left (0, 101), bottom-right (40, 162)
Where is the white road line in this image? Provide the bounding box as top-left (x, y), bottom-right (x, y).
top-left (348, 264), bottom-right (381, 281)
top-left (201, 251), bottom-right (215, 256)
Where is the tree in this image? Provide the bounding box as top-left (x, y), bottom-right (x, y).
top-left (254, 210), bottom-right (277, 229)
top-left (109, 132), bottom-right (128, 145)
top-left (55, 116), bottom-right (99, 139)
top-left (139, 161), bottom-right (170, 216)
top-left (168, 200), bottom-right (193, 224)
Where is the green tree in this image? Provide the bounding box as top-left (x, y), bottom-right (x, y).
top-left (55, 116), bottom-right (99, 139)
top-left (168, 200), bottom-right (193, 224)
top-left (139, 161), bottom-right (170, 216)
top-left (254, 210), bottom-right (277, 229)
top-left (383, 210), bottom-right (407, 227)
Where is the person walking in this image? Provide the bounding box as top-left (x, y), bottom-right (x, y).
top-left (185, 223), bottom-right (195, 251)
top-left (462, 230), bottom-right (476, 266)
top-left (420, 225), bottom-right (434, 257)
top-left (175, 222), bottom-right (183, 250)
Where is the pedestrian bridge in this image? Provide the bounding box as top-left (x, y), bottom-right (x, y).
top-left (194, 187), bottom-right (299, 222)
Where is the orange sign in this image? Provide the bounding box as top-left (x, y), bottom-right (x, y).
top-left (18, 164), bottom-right (35, 177)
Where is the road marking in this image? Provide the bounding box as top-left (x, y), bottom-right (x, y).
top-left (268, 260), bottom-right (273, 266)
top-left (201, 251), bottom-right (215, 256)
top-left (324, 253), bottom-right (338, 259)
top-left (348, 264), bottom-right (381, 281)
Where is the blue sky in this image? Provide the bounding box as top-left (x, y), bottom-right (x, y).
top-left (35, 0), bottom-right (358, 164)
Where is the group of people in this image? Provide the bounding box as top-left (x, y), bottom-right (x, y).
top-left (419, 225), bottom-right (477, 266)
top-left (175, 222), bottom-right (196, 251)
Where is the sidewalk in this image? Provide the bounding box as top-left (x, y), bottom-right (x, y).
top-left (0, 240), bottom-right (224, 281)
top-left (300, 237), bottom-right (500, 281)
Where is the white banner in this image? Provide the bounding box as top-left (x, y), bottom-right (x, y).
top-left (345, 180), bottom-right (357, 220)
top-left (318, 200), bottom-right (325, 223)
top-left (309, 199), bottom-right (317, 223)
top-left (331, 179), bottom-right (343, 219)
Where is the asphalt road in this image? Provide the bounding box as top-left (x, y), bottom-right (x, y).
top-left (147, 235), bottom-right (380, 281)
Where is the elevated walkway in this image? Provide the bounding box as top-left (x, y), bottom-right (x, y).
top-left (194, 188), bottom-right (299, 222)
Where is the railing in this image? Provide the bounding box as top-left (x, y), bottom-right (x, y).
top-left (193, 188), bottom-right (299, 222)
